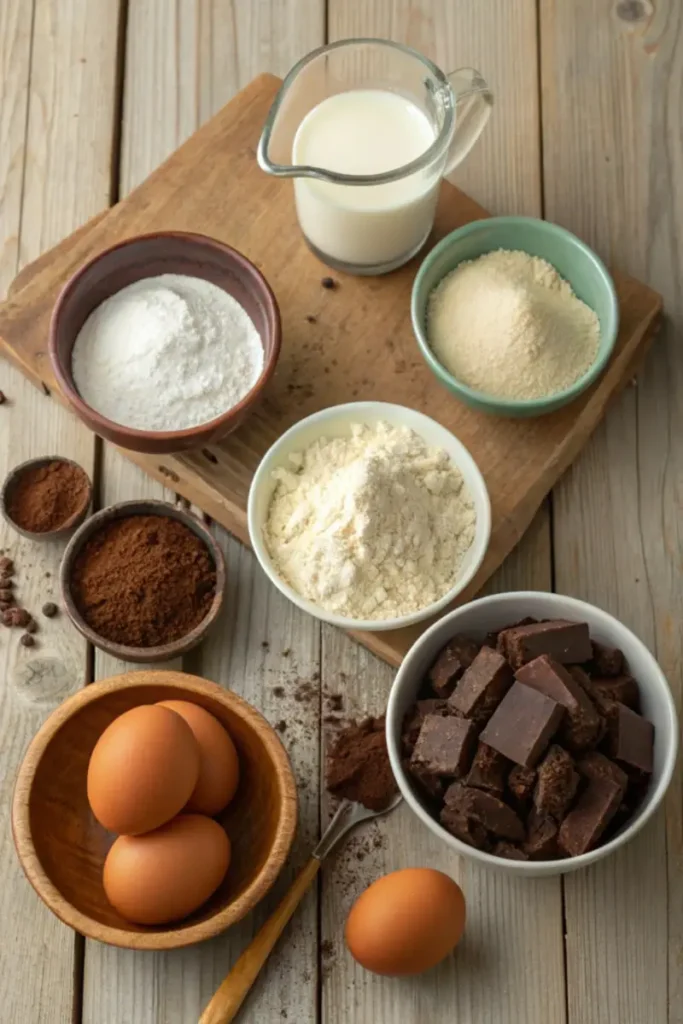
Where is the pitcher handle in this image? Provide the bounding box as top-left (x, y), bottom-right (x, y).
top-left (445, 68), bottom-right (493, 174)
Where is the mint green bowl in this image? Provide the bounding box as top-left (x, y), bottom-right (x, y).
top-left (411, 216), bottom-right (619, 418)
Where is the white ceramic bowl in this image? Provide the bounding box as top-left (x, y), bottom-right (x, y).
top-left (386, 591), bottom-right (678, 876)
top-left (247, 402), bottom-right (491, 631)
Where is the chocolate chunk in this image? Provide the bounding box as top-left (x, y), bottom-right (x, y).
top-left (577, 751), bottom-right (628, 795)
top-left (444, 782), bottom-right (525, 842)
top-left (0, 556), bottom-right (14, 575)
top-left (588, 676), bottom-right (640, 711)
top-left (508, 764), bottom-right (537, 806)
top-left (411, 715), bottom-right (477, 778)
top-left (605, 702), bottom-right (654, 774)
top-left (499, 619), bottom-right (592, 669)
top-left (479, 681), bottom-right (564, 768)
top-left (525, 810), bottom-right (560, 859)
top-left (516, 655), bottom-right (601, 750)
top-left (42, 601), bottom-right (58, 618)
top-left (428, 635), bottom-right (480, 698)
top-left (448, 646), bottom-right (513, 722)
top-left (494, 617), bottom-right (538, 656)
top-left (466, 742), bottom-right (510, 794)
top-left (20, 633), bottom-right (35, 647)
top-left (558, 776), bottom-right (623, 856)
top-left (404, 759), bottom-right (445, 802)
top-left (401, 699), bottom-right (449, 754)
top-left (591, 640), bottom-right (624, 677)
top-left (534, 745), bottom-right (580, 821)
top-left (440, 804), bottom-right (490, 850)
top-left (492, 840), bottom-right (530, 861)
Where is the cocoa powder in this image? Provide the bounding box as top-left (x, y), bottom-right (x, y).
top-left (8, 460), bottom-right (89, 533)
top-left (326, 716), bottom-right (398, 811)
top-left (71, 514), bottom-right (216, 647)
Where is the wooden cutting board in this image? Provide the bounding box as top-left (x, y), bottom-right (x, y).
top-left (0, 73), bottom-right (662, 667)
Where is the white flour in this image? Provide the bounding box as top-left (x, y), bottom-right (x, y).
top-left (72, 274), bottom-right (264, 431)
top-left (427, 249), bottom-right (600, 400)
top-left (264, 421), bottom-right (476, 621)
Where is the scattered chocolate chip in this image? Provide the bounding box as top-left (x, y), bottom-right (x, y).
top-left (0, 391), bottom-right (6, 405)
top-left (305, 315), bottom-right (317, 323)
top-left (321, 276), bottom-right (337, 290)
top-left (20, 633), bottom-right (35, 647)
top-left (41, 601), bottom-right (58, 618)
top-left (24, 618), bottom-right (38, 634)
top-left (0, 557), bottom-right (15, 575)
top-left (275, 720), bottom-right (287, 733)
top-left (11, 608), bottom-right (31, 628)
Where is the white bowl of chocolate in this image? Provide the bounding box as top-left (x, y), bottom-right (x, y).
top-left (386, 592), bottom-right (678, 876)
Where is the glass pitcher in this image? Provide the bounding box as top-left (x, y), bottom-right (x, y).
top-left (258, 39), bottom-right (493, 276)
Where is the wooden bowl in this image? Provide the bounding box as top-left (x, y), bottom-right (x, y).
top-left (48, 231), bottom-right (281, 454)
top-left (12, 671), bottom-right (298, 949)
top-left (1, 456), bottom-right (92, 540)
top-left (59, 499), bottom-right (226, 663)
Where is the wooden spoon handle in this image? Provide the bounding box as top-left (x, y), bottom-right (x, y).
top-left (198, 857), bottom-right (321, 1024)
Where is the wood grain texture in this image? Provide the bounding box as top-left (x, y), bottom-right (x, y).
top-left (541, 2), bottom-right (682, 1022)
top-left (82, 3), bottom-right (324, 1021)
top-left (321, 5), bottom-right (565, 1024)
top-left (199, 856), bottom-right (321, 1024)
top-left (0, 71), bottom-right (662, 669)
top-left (0, 1), bottom-right (121, 1021)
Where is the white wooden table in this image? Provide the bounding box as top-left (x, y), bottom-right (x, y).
top-left (1, 2), bottom-right (680, 1022)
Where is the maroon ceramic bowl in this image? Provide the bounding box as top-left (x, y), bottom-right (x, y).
top-left (49, 232), bottom-right (281, 455)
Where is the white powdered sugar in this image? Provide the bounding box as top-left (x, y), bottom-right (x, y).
top-left (427, 249), bottom-right (600, 401)
top-left (72, 273), bottom-right (264, 431)
top-left (264, 421), bottom-right (476, 621)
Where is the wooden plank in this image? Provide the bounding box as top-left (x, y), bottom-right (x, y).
top-left (0, 1), bottom-right (121, 1022)
top-left (540, 2), bottom-right (682, 1022)
top-left (81, 3), bottom-right (324, 1022)
top-left (0, 69), bottom-right (663, 670)
top-left (321, 5), bottom-right (566, 1024)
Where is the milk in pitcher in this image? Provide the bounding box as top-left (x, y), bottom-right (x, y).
top-left (292, 89), bottom-right (439, 271)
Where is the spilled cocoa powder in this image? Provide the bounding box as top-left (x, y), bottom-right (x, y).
top-left (326, 716), bottom-right (398, 811)
top-left (70, 514), bottom-right (216, 647)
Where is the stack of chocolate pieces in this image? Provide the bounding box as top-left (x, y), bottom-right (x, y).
top-left (401, 618), bottom-right (655, 860)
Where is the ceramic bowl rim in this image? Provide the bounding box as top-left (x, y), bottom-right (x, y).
top-left (11, 671), bottom-right (298, 949)
top-left (411, 216), bottom-right (620, 414)
top-left (48, 230), bottom-right (282, 444)
top-left (59, 499), bottom-right (226, 662)
top-left (0, 455), bottom-right (92, 540)
top-left (386, 590), bottom-right (678, 875)
top-left (247, 401), bottom-right (492, 631)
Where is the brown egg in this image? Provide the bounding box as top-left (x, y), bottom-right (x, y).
top-left (103, 814), bottom-right (231, 925)
top-left (87, 705), bottom-right (200, 834)
top-left (157, 700), bottom-right (240, 815)
top-left (345, 868), bottom-right (466, 975)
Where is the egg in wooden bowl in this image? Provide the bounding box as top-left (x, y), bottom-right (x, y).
top-left (11, 671), bottom-right (297, 949)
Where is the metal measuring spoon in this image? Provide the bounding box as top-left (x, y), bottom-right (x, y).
top-left (199, 794), bottom-right (403, 1024)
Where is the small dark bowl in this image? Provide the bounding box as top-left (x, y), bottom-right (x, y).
top-left (60, 499), bottom-right (226, 663)
top-left (1, 456), bottom-right (92, 541)
top-left (49, 232), bottom-right (282, 454)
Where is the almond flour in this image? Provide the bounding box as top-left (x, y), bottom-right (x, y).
top-left (264, 421), bottom-right (476, 621)
top-left (427, 249), bottom-right (600, 401)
